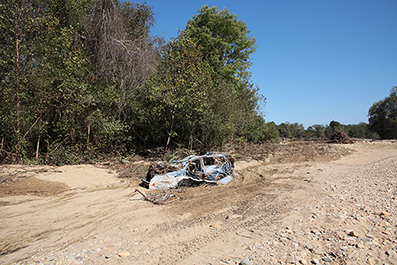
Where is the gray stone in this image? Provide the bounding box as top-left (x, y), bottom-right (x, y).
top-left (287, 257), bottom-right (295, 263)
top-left (306, 244), bottom-right (314, 251)
top-left (347, 230), bottom-right (359, 237)
top-left (240, 258), bottom-right (253, 265)
top-left (386, 249), bottom-right (397, 257)
top-left (75, 255), bottom-right (84, 261)
top-left (314, 248), bottom-right (323, 255)
top-left (322, 257), bottom-right (332, 262)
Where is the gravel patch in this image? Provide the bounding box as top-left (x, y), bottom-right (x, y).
top-left (232, 154), bottom-right (397, 265)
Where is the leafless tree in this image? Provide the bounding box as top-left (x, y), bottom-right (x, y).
top-left (91, 0), bottom-right (155, 120)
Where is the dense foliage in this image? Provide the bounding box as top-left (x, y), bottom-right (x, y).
top-left (368, 87), bottom-right (397, 139)
top-left (184, 5), bottom-right (256, 86)
top-left (0, 1), bottom-right (266, 164)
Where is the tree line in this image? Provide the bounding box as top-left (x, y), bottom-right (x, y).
top-left (272, 85), bottom-right (397, 141)
top-left (274, 121), bottom-right (378, 140)
top-left (1, 1), bottom-right (266, 164)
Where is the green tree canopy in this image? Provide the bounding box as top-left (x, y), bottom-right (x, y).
top-left (137, 32), bottom-right (214, 149)
top-left (368, 87), bottom-right (397, 139)
top-left (277, 122), bottom-right (306, 138)
top-left (183, 5), bottom-right (256, 85)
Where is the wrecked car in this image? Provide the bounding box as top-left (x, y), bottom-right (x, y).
top-left (142, 152), bottom-right (235, 190)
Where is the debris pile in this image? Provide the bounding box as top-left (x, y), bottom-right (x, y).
top-left (329, 129), bottom-right (352, 144)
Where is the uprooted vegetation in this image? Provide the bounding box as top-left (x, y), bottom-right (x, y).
top-left (329, 129), bottom-right (353, 144)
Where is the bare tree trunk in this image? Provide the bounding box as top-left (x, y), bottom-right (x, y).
top-left (118, 78), bottom-right (125, 121)
top-left (87, 123), bottom-right (91, 147)
top-left (165, 105), bottom-right (176, 151)
top-left (189, 128), bottom-right (195, 150)
top-left (36, 135), bottom-right (40, 159)
top-left (14, 4), bottom-right (20, 153)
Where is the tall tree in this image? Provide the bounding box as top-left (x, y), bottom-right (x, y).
top-left (181, 5), bottom-right (265, 147)
top-left (183, 5), bottom-right (256, 86)
top-left (137, 32), bottom-right (214, 149)
top-left (368, 87), bottom-right (397, 139)
top-left (90, 0), bottom-right (155, 121)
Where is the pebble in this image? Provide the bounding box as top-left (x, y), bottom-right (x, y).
top-left (347, 230), bottom-right (359, 237)
top-left (305, 244), bottom-right (313, 251)
top-left (322, 257), bottom-right (332, 262)
top-left (380, 212), bottom-right (391, 218)
top-left (311, 258), bottom-right (319, 264)
top-left (239, 257), bottom-right (253, 265)
top-left (287, 257), bottom-right (295, 263)
top-left (386, 249), bottom-right (397, 257)
top-left (314, 248), bottom-right (323, 255)
top-left (117, 251), bottom-right (130, 257)
top-left (356, 243), bottom-right (365, 249)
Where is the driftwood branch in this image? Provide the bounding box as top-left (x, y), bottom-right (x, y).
top-left (135, 188), bottom-right (159, 204)
top-left (134, 189), bottom-right (177, 205)
top-left (135, 188), bottom-right (149, 200)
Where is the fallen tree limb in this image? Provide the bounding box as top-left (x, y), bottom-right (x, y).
top-left (135, 188), bottom-right (160, 204)
top-left (135, 188), bottom-right (177, 205)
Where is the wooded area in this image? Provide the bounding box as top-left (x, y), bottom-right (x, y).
top-left (0, 0), bottom-right (388, 165)
top-left (0, 1), bottom-right (267, 164)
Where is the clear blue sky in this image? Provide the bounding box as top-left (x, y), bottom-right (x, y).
top-left (145, 0), bottom-right (397, 128)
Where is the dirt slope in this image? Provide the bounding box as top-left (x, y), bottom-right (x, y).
top-left (0, 141), bottom-right (396, 265)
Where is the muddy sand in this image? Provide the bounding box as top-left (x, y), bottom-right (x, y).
top-left (0, 141), bottom-right (396, 264)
